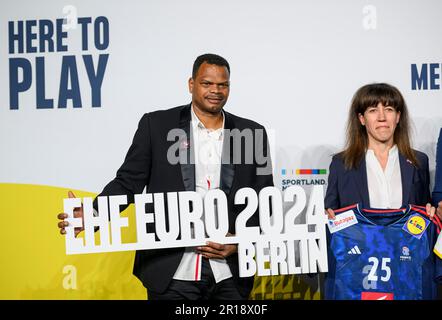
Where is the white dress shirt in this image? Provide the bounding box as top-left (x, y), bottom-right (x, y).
top-left (365, 145), bottom-right (403, 209)
top-left (173, 105), bottom-right (233, 282)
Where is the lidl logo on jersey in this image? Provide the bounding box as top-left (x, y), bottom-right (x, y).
top-left (400, 246), bottom-right (412, 262)
top-left (402, 214), bottom-right (430, 239)
top-left (327, 210), bottom-right (358, 233)
top-left (411, 63), bottom-right (442, 90)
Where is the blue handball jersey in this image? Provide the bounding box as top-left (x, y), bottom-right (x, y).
top-left (325, 204), bottom-right (442, 300)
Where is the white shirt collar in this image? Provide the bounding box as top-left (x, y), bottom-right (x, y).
top-left (190, 104), bottom-right (225, 137)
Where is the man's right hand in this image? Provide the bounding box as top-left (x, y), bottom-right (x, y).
top-left (326, 208), bottom-right (336, 220)
top-left (57, 191), bottom-right (84, 237)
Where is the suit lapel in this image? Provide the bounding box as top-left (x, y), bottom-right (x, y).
top-left (178, 104), bottom-right (195, 191)
top-left (354, 157), bottom-right (370, 207)
top-left (399, 153), bottom-right (413, 206)
top-left (220, 111), bottom-right (235, 196)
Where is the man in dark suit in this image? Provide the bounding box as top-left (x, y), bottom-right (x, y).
top-left (57, 53), bottom-right (274, 300)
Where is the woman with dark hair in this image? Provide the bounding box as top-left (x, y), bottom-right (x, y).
top-left (325, 83), bottom-right (435, 217)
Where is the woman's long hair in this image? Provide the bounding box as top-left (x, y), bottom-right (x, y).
top-left (341, 83), bottom-right (417, 169)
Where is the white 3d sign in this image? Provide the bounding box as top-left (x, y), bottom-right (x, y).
top-left (64, 185), bottom-right (329, 277)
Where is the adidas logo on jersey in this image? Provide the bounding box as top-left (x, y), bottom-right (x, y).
top-left (347, 245), bottom-right (361, 255)
top-left (400, 246), bottom-right (412, 261)
top-left (361, 292), bottom-right (394, 300)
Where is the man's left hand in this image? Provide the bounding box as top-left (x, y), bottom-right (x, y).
top-left (197, 233), bottom-right (237, 259)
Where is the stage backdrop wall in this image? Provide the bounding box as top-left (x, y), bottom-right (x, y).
top-left (1, 0), bottom-right (441, 299)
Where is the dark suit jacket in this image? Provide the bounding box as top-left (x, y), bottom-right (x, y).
top-left (94, 104), bottom-right (274, 297)
top-left (433, 128), bottom-right (442, 207)
top-left (325, 150), bottom-right (431, 210)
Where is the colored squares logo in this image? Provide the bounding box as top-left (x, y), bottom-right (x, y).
top-left (281, 169), bottom-right (327, 176)
top-left (296, 169), bottom-right (327, 175)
